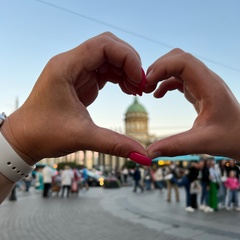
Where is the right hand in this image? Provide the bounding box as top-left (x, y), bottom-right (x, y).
top-left (145, 48), bottom-right (240, 160)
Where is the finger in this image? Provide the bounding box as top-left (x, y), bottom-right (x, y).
top-left (153, 77), bottom-right (184, 98)
top-left (147, 126), bottom-right (212, 159)
top-left (96, 64), bottom-right (139, 95)
top-left (146, 48), bottom-right (185, 75)
top-left (80, 124), bottom-right (151, 166)
top-left (145, 49), bottom-right (216, 98)
top-left (74, 32), bottom-right (142, 84)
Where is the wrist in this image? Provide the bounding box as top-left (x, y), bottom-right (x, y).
top-left (1, 111), bottom-right (37, 166)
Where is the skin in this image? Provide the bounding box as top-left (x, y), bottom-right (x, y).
top-left (0, 32), bottom-right (148, 203)
top-left (145, 48), bottom-right (240, 160)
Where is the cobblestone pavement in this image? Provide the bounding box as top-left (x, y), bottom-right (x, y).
top-left (0, 186), bottom-right (240, 240)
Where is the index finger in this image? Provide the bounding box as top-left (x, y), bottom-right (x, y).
top-left (69, 32), bottom-right (143, 86)
top-left (145, 48), bottom-right (224, 99)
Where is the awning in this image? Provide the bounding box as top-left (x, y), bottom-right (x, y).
top-left (152, 154), bottom-right (200, 162)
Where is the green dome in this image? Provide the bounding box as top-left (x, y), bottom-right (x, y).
top-left (126, 97), bottom-right (147, 114)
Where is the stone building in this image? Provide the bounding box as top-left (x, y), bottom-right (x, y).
top-left (125, 97), bottom-right (155, 147)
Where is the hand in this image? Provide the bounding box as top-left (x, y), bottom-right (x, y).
top-left (145, 48), bottom-right (240, 160)
top-left (1, 32), bottom-right (148, 165)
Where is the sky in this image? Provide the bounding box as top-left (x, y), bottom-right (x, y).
top-left (1, 0), bottom-right (240, 137)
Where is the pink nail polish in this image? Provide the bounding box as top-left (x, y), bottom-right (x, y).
top-left (140, 68), bottom-right (146, 90)
top-left (136, 68), bottom-right (146, 96)
top-left (136, 89), bottom-right (142, 96)
top-left (129, 152), bottom-right (152, 166)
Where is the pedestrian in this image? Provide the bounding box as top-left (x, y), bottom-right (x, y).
top-left (217, 159), bottom-right (228, 209)
top-left (153, 167), bottom-right (164, 193)
top-left (61, 165), bottom-right (74, 198)
top-left (122, 167), bottom-right (129, 185)
top-left (81, 166), bottom-right (89, 191)
top-left (190, 179), bottom-right (201, 209)
top-left (143, 167), bottom-right (152, 190)
top-left (132, 166), bottom-right (144, 193)
top-left (225, 170), bottom-right (240, 211)
top-left (71, 169), bottom-right (81, 195)
top-left (165, 162), bottom-right (179, 202)
top-left (35, 168), bottom-right (44, 191)
top-left (172, 161), bottom-right (203, 212)
top-left (208, 160), bottom-right (222, 211)
top-left (226, 159), bottom-right (240, 180)
top-left (42, 165), bottom-right (54, 198)
top-left (199, 159), bottom-right (213, 213)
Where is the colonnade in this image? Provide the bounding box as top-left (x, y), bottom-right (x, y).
top-left (42, 150), bottom-right (128, 172)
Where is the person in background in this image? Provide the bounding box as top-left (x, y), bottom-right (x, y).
top-left (190, 178), bottom-right (201, 210)
top-left (199, 159), bottom-right (212, 213)
top-left (217, 159), bottom-right (228, 209)
top-left (225, 170), bottom-right (240, 211)
top-left (171, 161), bottom-right (203, 212)
top-left (71, 168), bottom-right (81, 195)
top-left (208, 160), bottom-right (221, 211)
top-left (165, 162), bottom-right (179, 202)
top-left (122, 167), bottom-right (129, 185)
top-left (226, 159), bottom-right (240, 180)
top-left (153, 167), bottom-right (164, 193)
top-left (143, 166), bottom-right (152, 190)
top-left (61, 165), bottom-right (74, 198)
top-left (35, 168), bottom-right (44, 192)
top-left (132, 166), bottom-right (144, 193)
top-left (82, 166), bottom-right (89, 191)
top-left (42, 165), bottom-right (54, 198)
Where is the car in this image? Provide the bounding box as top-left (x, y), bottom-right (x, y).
top-left (79, 169), bottom-right (105, 187)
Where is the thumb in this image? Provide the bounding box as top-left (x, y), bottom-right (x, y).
top-left (147, 127), bottom-right (213, 158)
top-left (83, 125), bottom-right (152, 166)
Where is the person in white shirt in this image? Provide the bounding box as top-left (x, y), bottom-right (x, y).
top-left (61, 165), bottom-right (74, 198)
top-left (42, 165), bottom-right (54, 198)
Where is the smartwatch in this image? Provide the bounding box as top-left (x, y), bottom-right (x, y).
top-left (0, 112), bottom-right (35, 183)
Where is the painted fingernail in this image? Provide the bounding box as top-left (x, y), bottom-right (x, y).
top-left (136, 68), bottom-right (146, 96)
top-left (140, 68), bottom-right (146, 90)
top-left (136, 89), bottom-right (142, 96)
top-left (129, 152), bottom-right (152, 166)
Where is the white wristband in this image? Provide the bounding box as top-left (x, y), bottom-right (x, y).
top-left (0, 132), bottom-right (35, 183)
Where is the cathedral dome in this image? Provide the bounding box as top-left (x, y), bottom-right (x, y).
top-left (126, 97), bottom-right (147, 114)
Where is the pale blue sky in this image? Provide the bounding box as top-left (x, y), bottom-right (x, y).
top-left (1, 0), bottom-right (240, 136)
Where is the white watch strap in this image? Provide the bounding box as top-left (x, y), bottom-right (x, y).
top-left (0, 132), bottom-right (35, 183)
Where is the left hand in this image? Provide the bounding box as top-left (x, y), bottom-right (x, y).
top-left (1, 32), bottom-right (148, 165)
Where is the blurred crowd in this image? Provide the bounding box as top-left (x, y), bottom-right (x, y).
top-left (130, 158), bottom-right (240, 213)
top-left (13, 158), bottom-right (240, 214)
top-left (15, 165), bottom-right (90, 198)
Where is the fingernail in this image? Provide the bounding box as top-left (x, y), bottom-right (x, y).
top-left (146, 69), bottom-right (153, 79)
top-left (129, 152), bottom-right (152, 166)
top-left (136, 68), bottom-right (146, 96)
top-left (136, 89), bottom-right (142, 96)
top-left (140, 68), bottom-right (146, 90)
